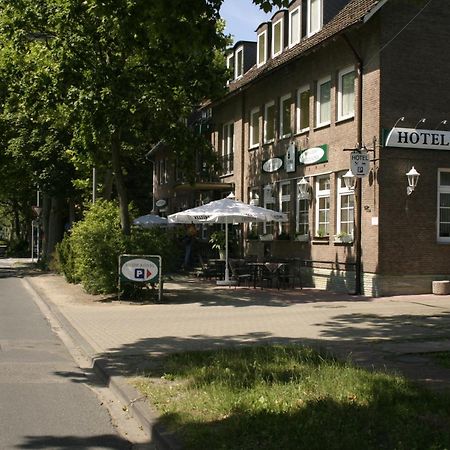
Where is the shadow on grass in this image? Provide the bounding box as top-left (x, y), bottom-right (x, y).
top-left (140, 346), bottom-right (450, 450)
top-left (16, 433), bottom-right (131, 449)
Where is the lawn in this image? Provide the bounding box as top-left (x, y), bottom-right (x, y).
top-left (133, 345), bottom-right (450, 450)
top-left (430, 351), bottom-right (450, 369)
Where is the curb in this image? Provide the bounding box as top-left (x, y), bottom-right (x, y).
top-left (23, 276), bottom-right (182, 450)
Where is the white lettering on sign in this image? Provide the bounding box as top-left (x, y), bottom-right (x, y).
top-left (350, 150), bottom-right (370, 178)
top-left (386, 127), bottom-right (450, 150)
top-left (121, 258), bottom-right (159, 282)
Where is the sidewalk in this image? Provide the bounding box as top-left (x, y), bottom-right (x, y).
top-left (17, 266), bottom-right (450, 445)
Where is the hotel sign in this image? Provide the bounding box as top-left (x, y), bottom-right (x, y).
top-left (386, 127), bottom-right (450, 150)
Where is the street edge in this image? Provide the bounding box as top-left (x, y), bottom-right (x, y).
top-left (23, 275), bottom-right (182, 450)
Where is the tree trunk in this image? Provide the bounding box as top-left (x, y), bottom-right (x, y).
top-left (111, 129), bottom-right (130, 235)
top-left (45, 196), bottom-right (65, 259)
top-left (101, 168), bottom-right (114, 200)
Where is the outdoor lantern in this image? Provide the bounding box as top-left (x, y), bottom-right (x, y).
top-left (263, 184), bottom-right (273, 201)
top-left (343, 170), bottom-right (356, 190)
top-left (406, 166), bottom-right (420, 195)
top-left (297, 177), bottom-right (311, 199)
top-left (249, 193), bottom-right (259, 206)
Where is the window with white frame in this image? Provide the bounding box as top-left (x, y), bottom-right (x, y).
top-left (289, 7), bottom-right (301, 47)
top-left (296, 196), bottom-right (309, 236)
top-left (296, 85), bottom-right (310, 132)
top-left (272, 18), bottom-right (283, 57)
top-left (226, 53), bottom-right (234, 84)
top-left (250, 108), bottom-right (260, 148)
top-left (438, 169), bottom-right (450, 242)
top-left (308, 0), bottom-right (322, 36)
top-left (264, 101), bottom-right (275, 143)
top-left (337, 173), bottom-right (354, 236)
top-left (316, 76), bottom-right (331, 127)
top-left (263, 185), bottom-right (276, 235)
top-left (279, 181), bottom-right (291, 234)
top-left (338, 66), bottom-right (355, 121)
top-left (257, 31), bottom-right (267, 66)
top-left (315, 175), bottom-right (330, 236)
top-left (222, 122), bottom-right (234, 175)
top-left (235, 46), bottom-right (244, 78)
top-left (280, 94), bottom-right (292, 138)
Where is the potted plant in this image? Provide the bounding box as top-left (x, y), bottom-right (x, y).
top-left (314, 229), bottom-right (329, 240)
top-left (247, 229), bottom-right (259, 240)
top-left (295, 232), bottom-right (309, 242)
top-left (209, 230), bottom-right (226, 259)
top-left (277, 232), bottom-right (290, 240)
top-left (334, 231), bottom-right (353, 243)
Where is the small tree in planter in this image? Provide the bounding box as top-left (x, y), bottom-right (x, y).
top-left (209, 230), bottom-right (226, 259)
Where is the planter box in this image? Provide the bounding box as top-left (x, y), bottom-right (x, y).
top-left (295, 234), bottom-right (309, 242)
top-left (260, 234), bottom-right (274, 241)
top-left (334, 235), bottom-right (354, 244)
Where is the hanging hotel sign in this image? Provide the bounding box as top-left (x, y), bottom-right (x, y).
top-left (385, 127), bottom-right (450, 150)
top-left (298, 144), bottom-right (328, 165)
top-left (285, 142), bottom-right (296, 173)
top-left (262, 157), bottom-right (283, 173)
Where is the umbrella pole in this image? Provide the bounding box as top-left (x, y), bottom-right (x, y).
top-left (224, 221), bottom-right (229, 282)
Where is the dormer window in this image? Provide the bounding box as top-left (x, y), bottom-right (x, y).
top-left (226, 53), bottom-right (235, 84)
top-left (257, 31), bottom-right (267, 66)
top-left (307, 0), bottom-right (322, 36)
top-left (235, 46), bottom-right (244, 78)
top-left (289, 7), bottom-right (301, 47)
top-left (272, 18), bottom-right (283, 57)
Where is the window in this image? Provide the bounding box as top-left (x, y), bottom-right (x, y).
top-left (316, 76), bottom-right (331, 127)
top-left (279, 181), bottom-right (291, 234)
top-left (250, 108), bottom-right (260, 148)
top-left (296, 197), bottom-right (309, 236)
top-left (296, 85), bottom-right (310, 132)
top-left (272, 18), bottom-right (283, 57)
top-left (289, 7), bottom-right (301, 47)
top-left (315, 175), bottom-right (330, 236)
top-left (257, 31), bottom-right (267, 66)
top-left (338, 66), bottom-right (355, 121)
top-left (264, 101), bottom-right (275, 143)
top-left (308, 0), bottom-right (322, 36)
top-left (235, 46), bottom-right (244, 79)
top-left (222, 122), bottom-right (234, 175)
top-left (280, 94), bottom-right (292, 138)
top-left (337, 173), bottom-right (354, 236)
top-left (263, 185), bottom-right (276, 235)
top-left (438, 169), bottom-right (450, 242)
top-left (226, 53), bottom-right (234, 84)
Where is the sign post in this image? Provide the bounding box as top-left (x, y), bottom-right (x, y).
top-left (119, 254), bottom-right (163, 302)
top-left (350, 149), bottom-right (370, 177)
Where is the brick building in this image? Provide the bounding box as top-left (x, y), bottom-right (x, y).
top-left (151, 0), bottom-right (450, 296)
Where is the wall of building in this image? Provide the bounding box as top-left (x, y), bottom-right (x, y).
top-left (377, 0), bottom-right (450, 287)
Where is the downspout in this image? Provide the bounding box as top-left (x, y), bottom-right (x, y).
top-left (240, 90), bottom-right (246, 201)
top-left (342, 33), bottom-right (363, 295)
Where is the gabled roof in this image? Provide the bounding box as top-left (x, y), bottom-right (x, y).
top-left (227, 0), bottom-right (386, 95)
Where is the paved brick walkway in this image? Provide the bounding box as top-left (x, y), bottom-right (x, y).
top-left (18, 268), bottom-right (450, 390)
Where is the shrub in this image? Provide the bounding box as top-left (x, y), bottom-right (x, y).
top-left (69, 200), bottom-right (126, 294)
top-left (54, 233), bottom-right (79, 283)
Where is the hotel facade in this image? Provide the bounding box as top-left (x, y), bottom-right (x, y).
top-left (151, 0), bottom-right (450, 296)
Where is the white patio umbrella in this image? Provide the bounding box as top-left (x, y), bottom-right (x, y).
top-left (168, 193), bottom-right (287, 285)
top-left (133, 214), bottom-right (168, 228)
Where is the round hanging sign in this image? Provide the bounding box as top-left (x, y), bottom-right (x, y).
top-left (262, 157), bottom-right (283, 173)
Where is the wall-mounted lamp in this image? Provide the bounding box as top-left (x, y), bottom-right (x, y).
top-left (343, 170), bottom-right (356, 190)
top-left (435, 120), bottom-right (448, 130)
top-left (297, 177), bottom-right (311, 200)
top-left (406, 166), bottom-right (420, 195)
top-left (249, 193), bottom-right (259, 206)
top-left (414, 118), bottom-right (426, 129)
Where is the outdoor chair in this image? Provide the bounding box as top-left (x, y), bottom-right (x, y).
top-left (229, 259), bottom-right (253, 288)
top-left (260, 262), bottom-right (284, 290)
top-left (195, 255), bottom-right (219, 280)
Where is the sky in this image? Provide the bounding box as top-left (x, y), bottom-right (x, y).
top-left (220, 0), bottom-right (273, 43)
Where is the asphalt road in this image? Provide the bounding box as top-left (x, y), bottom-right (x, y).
top-left (0, 264), bottom-right (131, 449)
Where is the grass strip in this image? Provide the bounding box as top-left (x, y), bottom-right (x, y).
top-left (133, 345), bottom-right (450, 450)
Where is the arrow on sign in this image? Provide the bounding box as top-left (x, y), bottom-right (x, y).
top-left (147, 270), bottom-right (152, 278)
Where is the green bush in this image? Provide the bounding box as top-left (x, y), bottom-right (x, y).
top-left (56, 200), bottom-right (182, 294)
top-left (54, 233), bottom-right (79, 283)
top-left (69, 200), bottom-right (126, 294)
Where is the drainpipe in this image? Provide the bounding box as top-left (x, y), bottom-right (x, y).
top-left (343, 34), bottom-right (363, 295)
